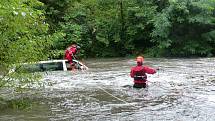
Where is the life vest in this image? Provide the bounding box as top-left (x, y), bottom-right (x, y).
top-left (133, 69), bottom-right (147, 81)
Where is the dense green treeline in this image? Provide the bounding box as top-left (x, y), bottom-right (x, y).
top-left (0, 0), bottom-right (214, 72)
top-left (0, 0), bottom-right (215, 108)
top-left (40, 0), bottom-right (215, 58)
top-left (152, 0), bottom-right (215, 57)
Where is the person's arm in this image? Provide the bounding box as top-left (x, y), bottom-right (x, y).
top-left (144, 66), bottom-right (156, 74)
top-left (68, 48), bottom-right (77, 58)
top-left (130, 67), bottom-right (134, 78)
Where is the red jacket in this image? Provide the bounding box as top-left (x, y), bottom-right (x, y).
top-left (64, 45), bottom-right (77, 64)
top-left (130, 65), bottom-right (156, 84)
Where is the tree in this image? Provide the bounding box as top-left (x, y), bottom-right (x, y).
top-left (0, 0), bottom-right (51, 88)
top-left (151, 0), bottom-right (215, 57)
top-left (39, 0), bottom-right (215, 57)
top-left (43, 0), bottom-right (157, 57)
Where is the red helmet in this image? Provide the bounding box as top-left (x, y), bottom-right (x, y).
top-left (136, 56), bottom-right (144, 62)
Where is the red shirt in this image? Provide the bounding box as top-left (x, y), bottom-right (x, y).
top-left (130, 65), bottom-right (156, 84)
top-left (64, 45), bottom-right (77, 64)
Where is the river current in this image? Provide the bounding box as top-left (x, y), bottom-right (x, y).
top-left (0, 58), bottom-right (215, 121)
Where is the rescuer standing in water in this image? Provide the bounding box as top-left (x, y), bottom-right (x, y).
top-left (130, 56), bottom-right (157, 88)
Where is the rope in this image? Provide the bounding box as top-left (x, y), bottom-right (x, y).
top-left (97, 86), bottom-right (128, 104)
top-left (96, 86), bottom-right (139, 108)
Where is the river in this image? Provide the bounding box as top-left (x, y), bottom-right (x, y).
top-left (0, 58), bottom-right (215, 121)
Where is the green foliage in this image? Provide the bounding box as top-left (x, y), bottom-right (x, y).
top-left (40, 0), bottom-right (215, 57)
top-left (0, 0), bottom-right (52, 88)
top-left (39, 0), bottom-right (72, 31)
top-left (151, 0), bottom-right (215, 57)
top-left (125, 0), bottom-right (157, 54)
top-left (42, 0), bottom-right (157, 58)
top-left (0, 0), bottom-right (50, 63)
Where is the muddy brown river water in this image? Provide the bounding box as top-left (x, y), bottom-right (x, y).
top-left (0, 58), bottom-right (215, 121)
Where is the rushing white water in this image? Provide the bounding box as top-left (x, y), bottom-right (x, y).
top-left (0, 58), bottom-right (215, 121)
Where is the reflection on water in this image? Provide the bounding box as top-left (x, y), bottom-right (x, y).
top-left (0, 58), bottom-right (215, 121)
